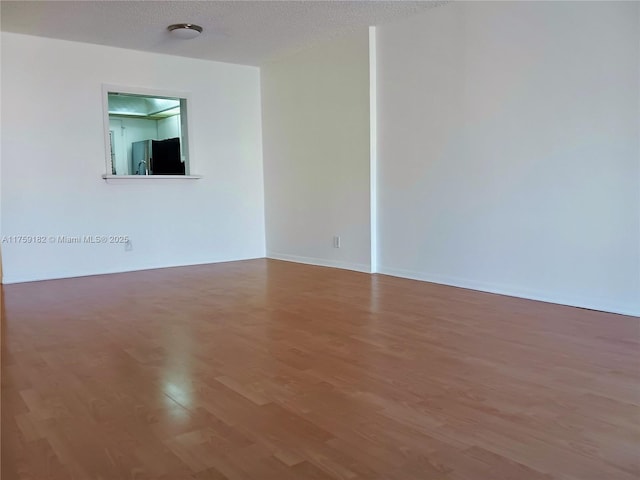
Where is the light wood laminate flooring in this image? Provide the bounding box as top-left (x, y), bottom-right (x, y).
top-left (2, 259), bottom-right (639, 479)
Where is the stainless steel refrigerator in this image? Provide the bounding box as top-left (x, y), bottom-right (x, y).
top-left (131, 138), bottom-right (184, 175)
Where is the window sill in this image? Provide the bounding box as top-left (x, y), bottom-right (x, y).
top-left (102, 174), bottom-right (202, 183)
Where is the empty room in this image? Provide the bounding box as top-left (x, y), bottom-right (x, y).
top-left (1, 1), bottom-right (638, 479)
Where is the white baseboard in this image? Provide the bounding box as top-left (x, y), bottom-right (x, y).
top-left (0, 256), bottom-right (266, 285)
top-left (377, 265), bottom-right (640, 318)
top-left (267, 252), bottom-right (372, 274)
top-left (4, 255), bottom-right (636, 317)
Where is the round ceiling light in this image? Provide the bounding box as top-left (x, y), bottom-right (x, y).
top-left (167, 23), bottom-right (203, 40)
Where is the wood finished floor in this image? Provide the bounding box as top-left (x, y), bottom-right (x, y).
top-left (1, 259), bottom-right (639, 480)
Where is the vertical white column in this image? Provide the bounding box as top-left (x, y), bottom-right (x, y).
top-left (369, 26), bottom-right (378, 273)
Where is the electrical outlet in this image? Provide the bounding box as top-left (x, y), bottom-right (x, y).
top-left (333, 235), bottom-right (341, 248)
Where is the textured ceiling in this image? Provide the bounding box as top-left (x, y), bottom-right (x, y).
top-left (1, 1), bottom-right (444, 66)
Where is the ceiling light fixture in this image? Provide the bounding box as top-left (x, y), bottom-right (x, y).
top-left (167, 23), bottom-right (203, 40)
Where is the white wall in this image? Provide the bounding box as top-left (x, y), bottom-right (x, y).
top-left (261, 30), bottom-right (371, 272)
top-left (376, 2), bottom-right (640, 316)
top-left (158, 115), bottom-right (181, 141)
top-left (1, 33), bottom-right (265, 283)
